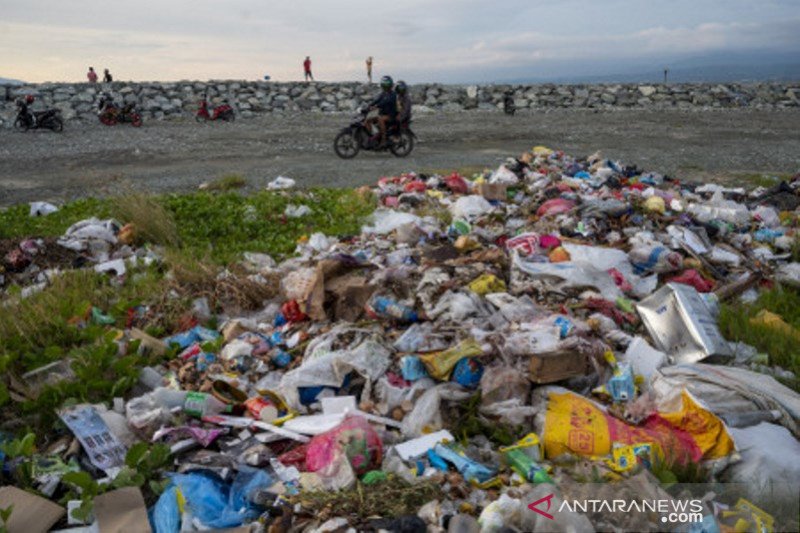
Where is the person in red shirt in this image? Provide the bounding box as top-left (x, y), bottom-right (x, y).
top-left (303, 56), bottom-right (313, 81)
top-left (87, 67), bottom-right (98, 83)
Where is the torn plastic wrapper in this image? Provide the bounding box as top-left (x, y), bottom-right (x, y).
top-left (59, 404), bottom-right (127, 476)
top-left (636, 283), bottom-right (732, 364)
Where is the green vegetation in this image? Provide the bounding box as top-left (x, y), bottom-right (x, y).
top-left (720, 284), bottom-right (800, 387)
top-left (295, 475), bottom-right (444, 524)
top-left (0, 188), bottom-right (376, 438)
top-left (0, 188), bottom-right (376, 264)
top-left (204, 174), bottom-right (247, 191)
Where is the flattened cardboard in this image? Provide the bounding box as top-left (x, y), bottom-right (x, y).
top-left (0, 485), bottom-right (65, 533)
top-left (528, 350), bottom-right (590, 384)
top-left (93, 487), bottom-right (151, 533)
top-left (477, 183), bottom-right (508, 201)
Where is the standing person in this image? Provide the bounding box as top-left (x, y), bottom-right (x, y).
top-left (366, 56), bottom-right (373, 83)
top-left (103, 69), bottom-right (113, 83)
top-left (303, 56), bottom-right (313, 81)
top-left (87, 67), bottom-right (98, 83)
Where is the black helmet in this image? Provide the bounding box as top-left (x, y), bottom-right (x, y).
top-left (380, 75), bottom-right (393, 90)
top-left (396, 80), bottom-right (407, 94)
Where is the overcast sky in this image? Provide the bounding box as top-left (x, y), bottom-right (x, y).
top-left (1, 0), bottom-right (798, 83)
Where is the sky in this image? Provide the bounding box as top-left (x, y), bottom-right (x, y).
top-left (1, 0), bottom-right (799, 83)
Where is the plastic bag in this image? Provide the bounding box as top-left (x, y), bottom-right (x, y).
top-left (361, 209), bottom-right (422, 234)
top-left (267, 175), bottom-right (295, 189)
top-left (151, 485), bottom-right (180, 533)
top-left (29, 201), bottom-right (58, 217)
top-left (284, 204), bottom-right (312, 217)
top-left (668, 269), bottom-right (715, 292)
top-left (401, 383), bottom-right (471, 437)
top-left (449, 195), bottom-right (493, 219)
top-left (536, 198), bottom-right (575, 217)
top-left (168, 467), bottom-right (272, 529)
top-left (543, 390), bottom-right (734, 463)
top-left (305, 416), bottom-right (383, 476)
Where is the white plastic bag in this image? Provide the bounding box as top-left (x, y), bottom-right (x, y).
top-left (29, 201), bottom-right (58, 217)
top-left (361, 209), bottom-right (422, 234)
top-left (266, 176), bottom-right (295, 189)
top-left (449, 195), bottom-right (493, 219)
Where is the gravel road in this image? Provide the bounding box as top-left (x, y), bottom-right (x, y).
top-left (1, 108), bottom-right (799, 206)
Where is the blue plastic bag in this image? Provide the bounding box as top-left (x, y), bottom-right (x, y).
top-left (166, 467), bottom-right (273, 529)
top-left (151, 486), bottom-right (180, 533)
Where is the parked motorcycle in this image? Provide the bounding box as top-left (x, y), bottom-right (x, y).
top-left (14, 97), bottom-right (63, 132)
top-left (503, 92), bottom-right (516, 116)
top-left (196, 96), bottom-right (234, 122)
top-left (334, 108), bottom-right (415, 159)
top-left (98, 95), bottom-right (143, 127)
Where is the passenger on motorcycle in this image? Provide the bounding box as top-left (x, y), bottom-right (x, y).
top-left (365, 75), bottom-right (397, 147)
top-left (395, 80), bottom-right (411, 125)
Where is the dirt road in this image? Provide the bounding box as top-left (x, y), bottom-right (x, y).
top-left (1, 109), bottom-right (799, 206)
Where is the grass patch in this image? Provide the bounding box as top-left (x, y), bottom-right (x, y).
top-left (112, 192), bottom-right (180, 247)
top-left (0, 198), bottom-right (112, 240)
top-left (0, 266), bottom-right (175, 436)
top-left (719, 284), bottom-right (800, 384)
top-left (204, 174), bottom-right (247, 191)
top-left (1, 188), bottom-right (377, 264)
top-left (731, 172), bottom-right (793, 189)
top-left (294, 475), bottom-right (444, 524)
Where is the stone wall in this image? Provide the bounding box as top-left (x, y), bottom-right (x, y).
top-left (1, 81), bottom-right (798, 126)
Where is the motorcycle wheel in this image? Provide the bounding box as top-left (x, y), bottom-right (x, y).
top-left (222, 111), bottom-right (235, 122)
top-left (49, 117), bottom-right (64, 132)
top-left (14, 117), bottom-right (29, 132)
top-left (334, 131), bottom-right (360, 159)
top-left (131, 114), bottom-right (143, 127)
top-left (195, 115), bottom-right (205, 123)
top-left (100, 113), bottom-right (116, 126)
top-left (390, 131), bottom-right (414, 157)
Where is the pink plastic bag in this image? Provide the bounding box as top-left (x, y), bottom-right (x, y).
top-left (536, 198), bottom-right (575, 217)
top-left (668, 269), bottom-right (716, 293)
top-left (305, 416), bottom-right (383, 476)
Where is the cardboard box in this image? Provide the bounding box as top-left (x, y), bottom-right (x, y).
top-left (477, 183), bottom-right (508, 201)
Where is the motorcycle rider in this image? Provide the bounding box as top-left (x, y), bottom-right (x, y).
top-left (395, 80), bottom-right (412, 125)
top-left (365, 75), bottom-right (397, 147)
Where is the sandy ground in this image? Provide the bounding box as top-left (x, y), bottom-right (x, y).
top-left (1, 108), bottom-right (799, 206)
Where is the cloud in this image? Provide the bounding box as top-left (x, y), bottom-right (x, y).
top-left (1, 1), bottom-right (798, 83)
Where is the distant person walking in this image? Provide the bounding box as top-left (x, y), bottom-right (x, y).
top-left (87, 67), bottom-right (98, 83)
top-left (303, 56), bottom-right (314, 81)
top-left (103, 69), bottom-right (113, 83)
top-left (366, 56), bottom-right (373, 83)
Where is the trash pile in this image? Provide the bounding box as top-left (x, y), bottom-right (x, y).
top-left (0, 214), bottom-right (156, 295)
top-left (2, 146), bottom-right (800, 532)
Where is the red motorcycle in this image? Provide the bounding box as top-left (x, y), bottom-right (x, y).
top-left (98, 95), bottom-right (142, 127)
top-left (196, 97), bottom-right (234, 122)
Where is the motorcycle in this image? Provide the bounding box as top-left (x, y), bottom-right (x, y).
top-left (503, 93), bottom-right (516, 116)
top-left (98, 95), bottom-right (143, 127)
top-left (196, 96), bottom-right (234, 122)
top-left (14, 99), bottom-right (63, 132)
top-left (333, 108), bottom-right (415, 159)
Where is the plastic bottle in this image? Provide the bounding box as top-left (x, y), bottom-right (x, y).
top-left (366, 295), bottom-right (419, 323)
top-left (503, 449), bottom-right (553, 484)
top-left (182, 391), bottom-right (229, 417)
top-left (628, 245), bottom-right (683, 274)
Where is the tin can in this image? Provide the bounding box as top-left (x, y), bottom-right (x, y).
top-left (245, 396), bottom-right (279, 422)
